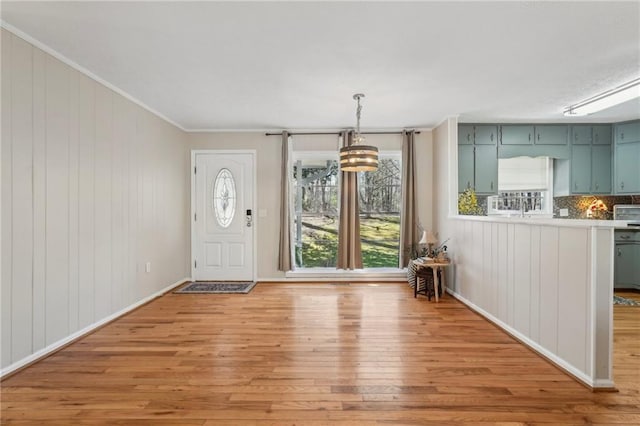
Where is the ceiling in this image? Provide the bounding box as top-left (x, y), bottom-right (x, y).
top-left (2, 1), bottom-right (639, 131)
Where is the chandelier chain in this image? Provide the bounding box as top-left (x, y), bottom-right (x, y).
top-left (353, 93), bottom-right (364, 144)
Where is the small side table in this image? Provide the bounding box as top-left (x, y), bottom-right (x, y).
top-left (412, 259), bottom-right (451, 303)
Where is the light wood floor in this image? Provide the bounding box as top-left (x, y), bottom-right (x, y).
top-left (1, 283), bottom-right (639, 425)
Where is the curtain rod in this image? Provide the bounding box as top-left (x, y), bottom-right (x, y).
top-left (265, 130), bottom-right (421, 136)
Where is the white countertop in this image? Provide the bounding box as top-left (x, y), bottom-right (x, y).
top-left (451, 214), bottom-right (636, 229)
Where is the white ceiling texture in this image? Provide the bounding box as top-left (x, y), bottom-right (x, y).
top-left (1, 1), bottom-right (639, 131)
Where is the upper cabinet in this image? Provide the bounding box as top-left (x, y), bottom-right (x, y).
top-left (500, 125), bottom-right (533, 145)
top-left (571, 125), bottom-right (592, 145)
top-left (593, 124), bottom-right (612, 145)
top-left (458, 121), bottom-right (639, 198)
top-left (615, 121), bottom-right (640, 144)
top-left (457, 124), bottom-right (498, 195)
top-left (535, 125), bottom-right (568, 145)
top-left (570, 124), bottom-right (612, 147)
top-left (459, 125), bottom-right (474, 145)
top-left (500, 125), bottom-right (568, 146)
top-left (555, 125), bottom-right (612, 196)
top-left (614, 120), bottom-right (640, 194)
top-left (474, 125), bottom-right (498, 145)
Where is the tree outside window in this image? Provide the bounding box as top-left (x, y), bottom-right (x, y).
top-left (293, 154), bottom-right (401, 269)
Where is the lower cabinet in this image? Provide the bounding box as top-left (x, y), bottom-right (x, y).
top-left (615, 243), bottom-right (640, 290)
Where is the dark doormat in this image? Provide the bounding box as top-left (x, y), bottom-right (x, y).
top-left (174, 281), bottom-right (257, 294)
top-left (613, 295), bottom-right (640, 306)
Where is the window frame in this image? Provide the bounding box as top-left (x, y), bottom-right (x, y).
top-left (288, 149), bottom-right (405, 274)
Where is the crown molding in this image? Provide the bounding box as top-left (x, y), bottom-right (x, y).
top-left (0, 20), bottom-right (187, 133)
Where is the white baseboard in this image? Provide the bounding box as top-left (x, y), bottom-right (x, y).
top-left (446, 288), bottom-right (601, 389)
top-left (259, 276), bottom-right (407, 282)
top-left (0, 277), bottom-right (190, 379)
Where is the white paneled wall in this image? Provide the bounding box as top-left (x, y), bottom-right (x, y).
top-left (1, 29), bottom-right (190, 372)
top-left (447, 218), bottom-right (613, 386)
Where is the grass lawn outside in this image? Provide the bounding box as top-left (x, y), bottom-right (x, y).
top-left (295, 215), bottom-right (400, 268)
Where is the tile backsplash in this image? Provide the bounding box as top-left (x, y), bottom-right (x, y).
top-left (553, 195), bottom-right (640, 219)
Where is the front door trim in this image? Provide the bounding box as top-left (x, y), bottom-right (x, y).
top-left (190, 149), bottom-right (257, 282)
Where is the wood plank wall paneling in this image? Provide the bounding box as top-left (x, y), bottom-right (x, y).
top-left (78, 74), bottom-right (96, 330)
top-left (450, 220), bottom-right (597, 381)
top-left (10, 34), bottom-right (34, 362)
top-left (0, 29), bottom-right (189, 371)
top-left (557, 228), bottom-right (589, 374)
top-left (2, 29), bottom-right (14, 367)
top-left (513, 224), bottom-right (531, 336)
top-left (45, 53), bottom-right (71, 346)
top-left (539, 226), bottom-right (559, 353)
top-left (32, 47), bottom-right (47, 353)
top-left (529, 225), bottom-right (541, 343)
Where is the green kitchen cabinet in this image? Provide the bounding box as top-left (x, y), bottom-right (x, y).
top-left (458, 145), bottom-right (474, 192)
top-left (615, 121), bottom-right (640, 144)
top-left (593, 124), bottom-right (612, 145)
top-left (556, 142), bottom-right (612, 196)
top-left (615, 142), bottom-right (640, 194)
top-left (500, 125), bottom-right (533, 145)
top-left (571, 125), bottom-right (592, 145)
top-left (458, 124), bottom-right (498, 195)
top-left (615, 243), bottom-right (640, 289)
top-left (570, 145), bottom-right (592, 194)
top-left (474, 125), bottom-right (498, 145)
top-left (591, 145), bottom-right (612, 194)
top-left (475, 145), bottom-right (498, 194)
top-left (570, 124), bottom-right (611, 146)
top-left (459, 125), bottom-right (474, 145)
top-left (535, 125), bottom-right (568, 145)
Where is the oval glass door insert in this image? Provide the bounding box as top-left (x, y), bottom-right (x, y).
top-left (213, 168), bottom-right (236, 228)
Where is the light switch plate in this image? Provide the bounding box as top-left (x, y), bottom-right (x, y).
top-left (559, 208), bottom-right (569, 217)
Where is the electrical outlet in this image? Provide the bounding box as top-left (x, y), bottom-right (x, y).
top-left (559, 208), bottom-right (569, 217)
top-left (145, 262), bottom-right (151, 273)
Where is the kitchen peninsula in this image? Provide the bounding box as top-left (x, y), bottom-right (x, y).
top-left (434, 117), bottom-right (639, 390)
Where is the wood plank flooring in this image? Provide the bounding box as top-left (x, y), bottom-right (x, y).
top-left (1, 283), bottom-right (639, 425)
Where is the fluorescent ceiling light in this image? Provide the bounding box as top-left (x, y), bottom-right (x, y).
top-left (564, 78), bottom-right (640, 116)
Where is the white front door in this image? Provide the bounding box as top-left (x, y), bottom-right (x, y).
top-left (192, 152), bottom-right (255, 281)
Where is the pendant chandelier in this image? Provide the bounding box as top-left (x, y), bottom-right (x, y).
top-left (339, 94), bottom-right (379, 172)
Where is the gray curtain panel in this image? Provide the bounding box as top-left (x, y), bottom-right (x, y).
top-left (337, 130), bottom-right (363, 269)
top-left (400, 130), bottom-right (419, 267)
top-left (277, 131), bottom-right (293, 271)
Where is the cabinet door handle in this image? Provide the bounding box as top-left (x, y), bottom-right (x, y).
top-left (621, 181), bottom-right (625, 189)
top-left (537, 133), bottom-right (540, 141)
top-left (528, 133), bottom-right (531, 141)
top-left (621, 132), bottom-right (624, 140)
top-left (574, 133), bottom-right (578, 141)
top-left (620, 235), bottom-right (631, 240)
top-left (467, 181), bottom-right (471, 189)
top-left (491, 181), bottom-right (494, 190)
top-left (491, 133), bottom-right (494, 142)
top-left (594, 132), bottom-right (598, 142)
top-left (574, 182), bottom-right (578, 190)
top-left (618, 248), bottom-right (622, 257)
top-left (595, 183), bottom-right (599, 190)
